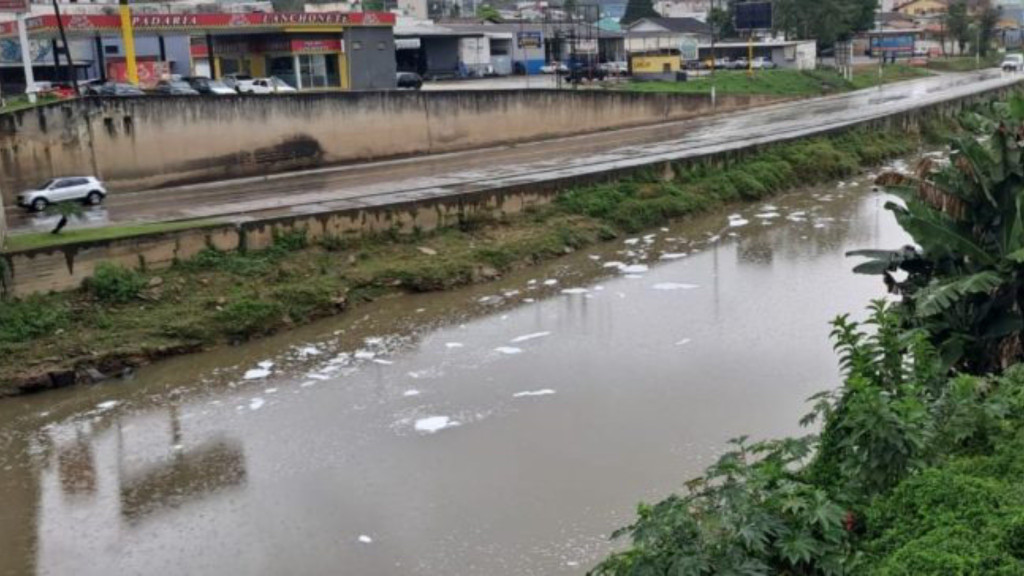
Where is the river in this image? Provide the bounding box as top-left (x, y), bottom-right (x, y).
top-left (0, 164), bottom-right (913, 576)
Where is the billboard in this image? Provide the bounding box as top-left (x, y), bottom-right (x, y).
top-left (869, 34), bottom-right (914, 56)
top-left (734, 2), bottom-right (772, 30)
top-left (0, 0), bottom-right (29, 13)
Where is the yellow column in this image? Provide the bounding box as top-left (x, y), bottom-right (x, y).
top-left (118, 0), bottom-right (138, 84)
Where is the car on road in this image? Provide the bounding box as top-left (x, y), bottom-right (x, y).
top-left (152, 80), bottom-right (200, 96)
top-left (17, 176), bottom-right (107, 212)
top-left (566, 64), bottom-right (607, 83)
top-left (236, 77), bottom-right (297, 94)
top-left (396, 71), bottom-right (423, 90)
top-left (599, 61), bottom-right (629, 75)
top-left (185, 76), bottom-right (237, 95)
top-left (1003, 54), bottom-right (1024, 72)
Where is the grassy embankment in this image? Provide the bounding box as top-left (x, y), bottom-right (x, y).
top-left (926, 53), bottom-right (1003, 72)
top-left (0, 94), bottom-right (60, 114)
top-left (0, 123), bottom-right (948, 392)
top-left (5, 220), bottom-right (223, 251)
top-left (625, 65), bottom-right (933, 96)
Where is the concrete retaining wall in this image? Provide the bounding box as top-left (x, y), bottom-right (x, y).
top-left (0, 90), bottom-right (777, 203)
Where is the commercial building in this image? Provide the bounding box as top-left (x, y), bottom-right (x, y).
top-left (0, 10), bottom-right (397, 91)
top-left (697, 40), bottom-right (817, 70)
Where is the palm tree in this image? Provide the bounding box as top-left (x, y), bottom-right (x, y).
top-left (45, 201), bottom-right (85, 235)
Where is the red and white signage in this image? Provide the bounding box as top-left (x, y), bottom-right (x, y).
top-left (0, 0), bottom-right (29, 14)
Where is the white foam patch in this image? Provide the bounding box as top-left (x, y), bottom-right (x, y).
top-left (623, 238), bottom-right (640, 245)
top-left (652, 282), bottom-right (699, 291)
top-left (619, 264), bottom-right (649, 274)
top-left (561, 288), bottom-right (589, 295)
top-left (755, 212), bottom-right (781, 219)
top-left (660, 252), bottom-right (687, 260)
top-left (403, 389), bottom-right (421, 397)
top-left (603, 261), bottom-right (627, 269)
top-left (729, 218), bottom-right (750, 227)
top-left (354, 350), bottom-right (376, 360)
top-left (96, 400), bottom-right (119, 411)
top-left (414, 416), bottom-right (459, 434)
top-left (257, 360), bottom-right (274, 369)
top-left (675, 338), bottom-right (692, 346)
top-left (358, 535), bottom-right (373, 544)
top-left (513, 389), bottom-right (556, 398)
top-left (300, 381), bottom-right (317, 388)
top-left (243, 368), bottom-right (271, 380)
top-left (445, 342), bottom-right (465, 349)
top-left (306, 373), bottom-right (330, 381)
top-left (511, 331), bottom-right (551, 343)
top-left (543, 279), bottom-right (559, 286)
top-left (624, 274), bottom-right (644, 279)
top-left (264, 388), bottom-right (278, 394)
top-left (249, 398), bottom-right (265, 411)
top-left (296, 345), bottom-right (322, 357)
top-left (495, 346), bottom-right (523, 355)
top-left (372, 359), bottom-right (393, 365)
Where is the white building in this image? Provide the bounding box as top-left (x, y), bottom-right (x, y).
top-left (654, 0), bottom-right (710, 21)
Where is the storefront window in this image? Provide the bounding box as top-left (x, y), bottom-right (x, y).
top-left (299, 54), bottom-right (340, 89)
top-left (268, 55), bottom-right (297, 88)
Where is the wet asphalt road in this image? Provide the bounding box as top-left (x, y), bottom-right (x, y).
top-left (5, 69), bottom-right (1018, 235)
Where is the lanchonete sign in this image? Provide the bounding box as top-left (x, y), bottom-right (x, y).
top-left (0, 11), bottom-right (395, 38)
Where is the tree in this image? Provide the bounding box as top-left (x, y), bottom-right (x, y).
top-left (977, 0), bottom-right (1001, 57)
top-left (44, 201), bottom-right (84, 235)
top-left (771, 0), bottom-right (878, 47)
top-left (707, 6), bottom-right (735, 40)
top-left (947, 1), bottom-right (970, 55)
top-left (620, 0), bottom-right (659, 26)
top-left (476, 3), bottom-right (502, 22)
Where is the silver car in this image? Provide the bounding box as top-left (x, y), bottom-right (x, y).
top-left (17, 176), bottom-right (107, 212)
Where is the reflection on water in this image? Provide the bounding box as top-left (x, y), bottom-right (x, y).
top-left (0, 168), bottom-right (911, 576)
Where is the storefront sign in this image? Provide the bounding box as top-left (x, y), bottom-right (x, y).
top-left (0, 11), bottom-right (395, 38)
top-left (395, 38), bottom-right (421, 50)
top-left (290, 39), bottom-right (342, 53)
top-left (107, 60), bottom-right (170, 88)
top-left (517, 31), bottom-right (542, 49)
top-left (0, 0), bottom-right (29, 13)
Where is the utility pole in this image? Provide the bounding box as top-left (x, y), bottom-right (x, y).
top-left (975, 23), bottom-right (980, 69)
top-left (51, 0), bottom-right (78, 94)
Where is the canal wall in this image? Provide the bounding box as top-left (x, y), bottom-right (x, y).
top-left (0, 82), bottom-right (1017, 298)
top-left (0, 90), bottom-right (780, 203)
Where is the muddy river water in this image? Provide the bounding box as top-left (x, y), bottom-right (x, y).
top-left (0, 166), bottom-right (913, 576)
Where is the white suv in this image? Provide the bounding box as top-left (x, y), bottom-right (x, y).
top-left (17, 176), bottom-right (107, 212)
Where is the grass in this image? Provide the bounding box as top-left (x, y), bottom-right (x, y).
top-left (0, 93), bottom-right (60, 115)
top-left (3, 219), bottom-right (223, 251)
top-left (926, 54), bottom-right (1002, 72)
top-left (0, 121), bottom-right (955, 392)
top-left (624, 65), bottom-right (933, 97)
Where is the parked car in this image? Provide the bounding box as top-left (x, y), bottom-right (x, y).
top-left (17, 176), bottom-right (107, 212)
top-left (396, 71), bottom-right (423, 90)
top-left (153, 80), bottom-right (199, 96)
top-left (566, 65), bottom-right (607, 83)
top-left (752, 57), bottom-right (777, 70)
top-left (236, 77), bottom-right (297, 94)
top-left (540, 61), bottom-right (569, 74)
top-left (221, 74), bottom-right (253, 90)
top-left (92, 82), bottom-right (146, 97)
top-left (599, 61), bottom-right (629, 75)
top-left (1002, 54), bottom-right (1024, 72)
top-left (185, 76), bottom-right (237, 95)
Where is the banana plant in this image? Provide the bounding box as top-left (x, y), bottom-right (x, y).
top-left (849, 100), bottom-right (1024, 372)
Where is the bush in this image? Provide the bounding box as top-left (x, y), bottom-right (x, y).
top-left (86, 263), bottom-right (146, 303)
top-left (214, 298), bottom-right (283, 339)
top-left (0, 296), bottom-right (69, 343)
top-left (272, 282), bottom-right (336, 322)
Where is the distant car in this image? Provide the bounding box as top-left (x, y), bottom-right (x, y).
top-left (540, 62), bottom-right (568, 74)
top-left (913, 47), bottom-right (929, 57)
top-left (1002, 54), bottom-right (1024, 72)
top-left (93, 82), bottom-right (146, 97)
top-left (566, 65), bottom-right (607, 83)
top-left (752, 57), bottom-right (777, 70)
top-left (153, 80), bottom-right (199, 96)
top-left (17, 176), bottom-right (107, 212)
top-left (236, 77), bottom-right (297, 94)
top-left (185, 76), bottom-right (236, 96)
top-left (599, 61), bottom-right (628, 75)
top-left (221, 74), bottom-right (253, 91)
top-left (396, 72), bottom-right (423, 90)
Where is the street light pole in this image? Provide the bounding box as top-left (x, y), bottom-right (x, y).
top-left (51, 0), bottom-right (78, 94)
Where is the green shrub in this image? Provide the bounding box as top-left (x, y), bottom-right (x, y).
top-left (86, 263), bottom-right (146, 303)
top-left (0, 296), bottom-right (69, 343)
top-left (272, 282), bottom-right (336, 321)
top-left (272, 228), bottom-right (308, 251)
top-left (214, 298), bottom-right (283, 338)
